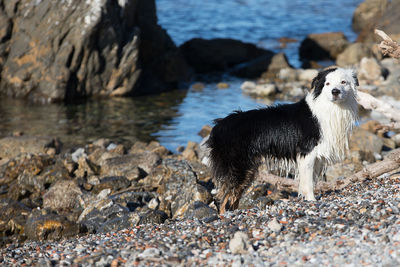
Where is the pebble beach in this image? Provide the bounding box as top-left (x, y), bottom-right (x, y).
top-left (2, 170), bottom-right (400, 266)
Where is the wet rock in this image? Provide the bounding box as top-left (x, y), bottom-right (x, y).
top-left (25, 210), bottom-right (81, 241)
top-left (92, 176), bottom-right (131, 194)
top-left (217, 82), bottom-right (230, 89)
top-left (358, 57), bottom-right (385, 81)
top-left (260, 53), bottom-right (293, 80)
top-left (299, 32), bottom-right (349, 61)
top-left (352, 0), bottom-right (388, 32)
top-left (43, 180), bottom-right (83, 212)
top-left (198, 125), bottom-right (212, 138)
top-left (139, 210), bottom-right (168, 225)
top-left (336, 43), bottom-right (373, 67)
top-left (101, 152), bottom-right (161, 180)
top-left (0, 199), bottom-right (31, 236)
top-left (349, 128), bottom-right (384, 155)
top-left (179, 38), bottom-right (274, 75)
top-left (0, 136), bottom-right (61, 159)
top-left (0, 0), bottom-right (190, 102)
top-left (241, 82), bottom-right (277, 97)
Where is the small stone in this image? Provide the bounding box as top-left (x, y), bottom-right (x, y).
top-left (267, 218), bottom-right (282, 233)
top-left (198, 125), bottom-right (212, 138)
top-left (191, 82), bottom-right (205, 91)
top-left (71, 148), bottom-right (86, 163)
top-left (229, 231), bottom-right (251, 254)
top-left (148, 198), bottom-right (159, 210)
top-left (138, 247), bottom-right (161, 258)
top-left (217, 82), bottom-right (230, 89)
top-left (298, 69), bottom-right (318, 82)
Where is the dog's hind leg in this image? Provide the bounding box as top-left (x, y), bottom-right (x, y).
top-left (297, 153), bottom-right (317, 201)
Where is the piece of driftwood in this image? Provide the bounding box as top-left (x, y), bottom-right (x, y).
top-left (375, 29), bottom-right (400, 59)
top-left (257, 148), bottom-right (400, 194)
top-left (357, 91), bottom-right (400, 123)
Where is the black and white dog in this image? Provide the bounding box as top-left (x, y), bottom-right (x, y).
top-left (207, 67), bottom-right (358, 213)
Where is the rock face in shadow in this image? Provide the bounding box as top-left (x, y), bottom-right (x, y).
top-left (179, 38), bottom-right (275, 78)
top-left (0, 0), bottom-right (191, 102)
top-left (299, 32), bottom-right (349, 61)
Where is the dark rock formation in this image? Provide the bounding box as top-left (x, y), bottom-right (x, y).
top-left (0, 0), bottom-right (191, 103)
top-left (179, 38), bottom-right (275, 77)
top-left (299, 32), bottom-right (349, 62)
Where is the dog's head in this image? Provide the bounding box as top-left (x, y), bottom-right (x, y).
top-left (311, 67), bottom-right (358, 103)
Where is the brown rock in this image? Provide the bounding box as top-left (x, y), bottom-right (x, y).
top-left (358, 57), bottom-right (384, 81)
top-left (182, 141), bottom-right (200, 161)
top-left (25, 210), bottom-right (81, 241)
top-left (198, 125), bottom-right (212, 138)
top-left (352, 0), bottom-right (389, 32)
top-left (101, 152), bottom-right (161, 180)
top-left (0, 0), bottom-right (191, 102)
top-left (43, 180), bottom-right (83, 212)
top-left (0, 136), bottom-right (61, 159)
top-left (261, 53), bottom-right (293, 79)
top-left (336, 43), bottom-right (373, 67)
top-left (349, 128), bottom-right (384, 154)
top-left (299, 32), bottom-right (349, 61)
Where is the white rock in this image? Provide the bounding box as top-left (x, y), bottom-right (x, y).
top-left (229, 231), bottom-right (251, 254)
top-left (240, 81), bottom-right (256, 91)
top-left (148, 198), bottom-right (159, 210)
top-left (298, 69), bottom-right (318, 82)
top-left (71, 148), bottom-right (87, 162)
top-left (278, 68), bottom-right (298, 81)
top-left (393, 134), bottom-right (400, 147)
top-left (138, 247), bottom-right (161, 258)
top-left (267, 218), bottom-right (282, 233)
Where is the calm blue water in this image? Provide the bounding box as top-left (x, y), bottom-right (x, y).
top-left (156, 0), bottom-right (363, 67)
top-left (0, 0), bottom-right (364, 151)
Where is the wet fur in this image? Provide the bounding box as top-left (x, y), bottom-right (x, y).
top-left (207, 68), bottom-right (358, 213)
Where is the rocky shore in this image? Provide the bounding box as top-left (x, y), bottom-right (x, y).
top-left (1, 0), bottom-right (400, 265)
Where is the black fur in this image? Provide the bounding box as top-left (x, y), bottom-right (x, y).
top-left (311, 68), bottom-right (337, 99)
top-left (207, 98), bottom-right (321, 208)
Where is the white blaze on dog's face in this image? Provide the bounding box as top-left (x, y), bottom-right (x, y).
top-left (311, 68), bottom-right (358, 103)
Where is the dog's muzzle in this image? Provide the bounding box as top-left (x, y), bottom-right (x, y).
top-left (331, 88), bottom-right (340, 96)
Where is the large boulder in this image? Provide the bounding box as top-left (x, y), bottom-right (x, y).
top-left (0, 0), bottom-right (191, 102)
top-left (352, 0), bottom-right (389, 33)
top-left (179, 38), bottom-right (274, 76)
top-left (299, 32), bottom-right (349, 61)
top-left (355, 0), bottom-right (400, 43)
top-left (336, 43), bottom-right (373, 67)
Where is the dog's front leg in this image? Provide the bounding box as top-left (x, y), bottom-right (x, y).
top-left (297, 153), bottom-right (317, 201)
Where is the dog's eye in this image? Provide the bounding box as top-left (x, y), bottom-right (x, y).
top-left (341, 80), bottom-right (346, 84)
top-left (326, 82), bottom-right (330, 86)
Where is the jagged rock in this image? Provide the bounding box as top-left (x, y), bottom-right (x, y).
top-left (180, 38), bottom-right (274, 76)
top-left (0, 199), bottom-right (31, 236)
top-left (184, 201), bottom-right (218, 223)
top-left (260, 53), bottom-right (293, 79)
top-left (25, 210), bottom-right (81, 241)
top-left (101, 152), bottom-right (161, 180)
top-left (0, 136), bottom-right (61, 159)
top-left (92, 176), bottom-right (131, 194)
top-left (299, 32), bottom-right (349, 61)
top-left (111, 191), bottom-right (155, 212)
top-left (43, 180), bottom-right (83, 212)
top-left (0, 0), bottom-right (191, 102)
top-left (182, 141), bottom-right (200, 161)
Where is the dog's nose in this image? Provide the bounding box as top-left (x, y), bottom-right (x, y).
top-left (331, 88), bottom-right (340, 96)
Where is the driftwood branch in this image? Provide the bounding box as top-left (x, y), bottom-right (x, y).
top-left (375, 29), bottom-right (400, 59)
top-left (357, 91), bottom-right (400, 123)
top-left (257, 148), bottom-right (400, 194)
